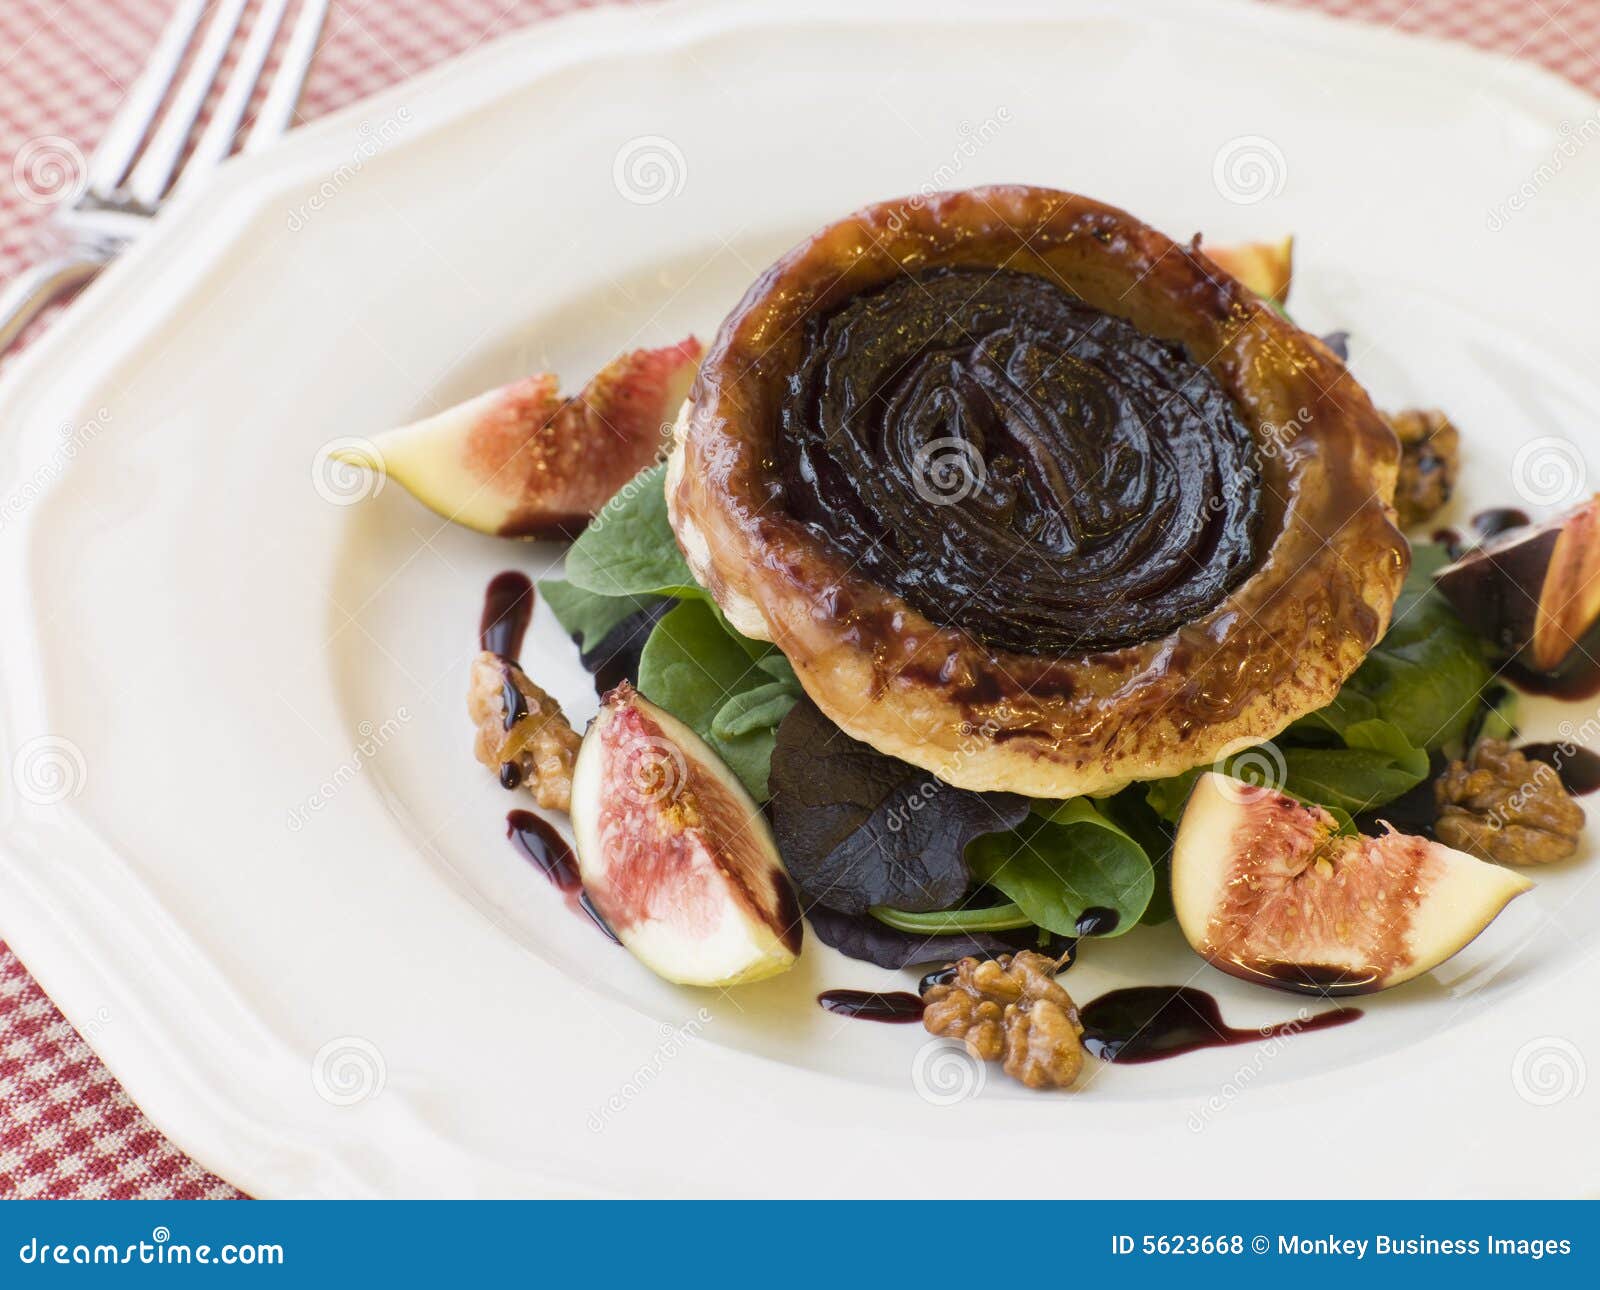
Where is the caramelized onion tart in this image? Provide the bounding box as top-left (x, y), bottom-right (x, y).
top-left (666, 187), bottom-right (1406, 797)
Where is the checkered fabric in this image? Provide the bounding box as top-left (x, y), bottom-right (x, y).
top-left (1, 0), bottom-right (1596, 1200)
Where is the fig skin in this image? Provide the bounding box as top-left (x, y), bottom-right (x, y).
top-left (1200, 236), bottom-right (1293, 305)
top-left (569, 684), bottom-right (801, 987)
top-left (669, 186), bottom-right (1407, 798)
top-left (1172, 773), bottom-right (1531, 996)
top-left (1434, 496), bottom-right (1600, 694)
top-left (337, 338), bottom-right (700, 537)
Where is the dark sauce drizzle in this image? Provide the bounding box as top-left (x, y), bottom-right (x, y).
top-left (1075, 906), bottom-right (1119, 936)
top-left (506, 809), bottom-right (619, 944)
top-left (1518, 743), bottom-right (1600, 796)
top-left (480, 570), bottom-right (535, 658)
top-left (816, 990), bottom-right (925, 1023)
top-left (1471, 507), bottom-right (1531, 540)
top-left (1080, 986), bottom-right (1361, 1064)
top-left (480, 571), bottom-right (537, 789)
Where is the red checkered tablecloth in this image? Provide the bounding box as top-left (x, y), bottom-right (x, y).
top-left (2, 0), bottom-right (1598, 1200)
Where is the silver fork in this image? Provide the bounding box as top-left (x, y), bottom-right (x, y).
top-left (0, 0), bottom-right (329, 355)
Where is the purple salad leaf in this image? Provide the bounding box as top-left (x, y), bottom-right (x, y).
top-left (769, 698), bottom-right (1029, 914)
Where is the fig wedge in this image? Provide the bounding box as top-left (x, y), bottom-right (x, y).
top-left (1173, 773), bottom-right (1531, 995)
top-left (1434, 496), bottom-right (1600, 696)
top-left (337, 337), bottom-right (701, 537)
top-left (1202, 236), bottom-right (1293, 305)
top-left (570, 683), bottom-right (801, 986)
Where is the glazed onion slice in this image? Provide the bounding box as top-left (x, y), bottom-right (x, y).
top-left (779, 268), bottom-right (1261, 655)
top-left (669, 187), bottom-right (1407, 798)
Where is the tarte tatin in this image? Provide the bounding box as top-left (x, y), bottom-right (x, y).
top-left (667, 186), bottom-right (1407, 797)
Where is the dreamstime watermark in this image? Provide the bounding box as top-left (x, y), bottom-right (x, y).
top-left (1511, 435), bottom-right (1587, 508)
top-left (1187, 1007), bottom-right (1318, 1132)
top-left (612, 134), bottom-right (687, 205)
top-left (911, 1036), bottom-right (986, 1106)
top-left (892, 719), bottom-right (1001, 832)
top-left (11, 734), bottom-right (88, 807)
top-left (286, 108), bottom-right (413, 231)
top-left (1212, 134), bottom-right (1287, 205)
top-left (883, 107), bottom-right (1012, 234)
top-left (1487, 112), bottom-right (1600, 231)
top-left (311, 1035), bottom-right (387, 1106)
top-left (11, 134), bottom-right (86, 205)
top-left (587, 1009), bottom-right (713, 1131)
top-left (312, 436), bottom-right (386, 505)
top-left (286, 709), bottom-right (412, 831)
top-left (1510, 1035), bottom-right (1586, 1106)
top-left (0, 407), bottom-right (112, 532)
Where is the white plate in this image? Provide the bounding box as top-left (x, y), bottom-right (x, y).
top-left (3, 0), bottom-right (1598, 1198)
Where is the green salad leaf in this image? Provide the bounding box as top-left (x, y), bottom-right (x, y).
top-left (539, 577), bottom-right (666, 652)
top-left (563, 463), bottom-right (706, 600)
top-left (963, 798), bottom-right (1155, 937)
top-left (868, 903), bottom-right (1036, 934)
top-left (636, 599), bottom-right (801, 799)
top-left (1295, 542), bottom-right (1490, 753)
top-left (1145, 758), bottom-right (1358, 831)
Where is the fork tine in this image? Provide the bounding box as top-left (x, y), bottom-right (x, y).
top-left (124, 0), bottom-right (252, 209)
top-left (179, 0), bottom-right (295, 188)
top-left (86, 0), bottom-right (210, 201)
top-left (244, 0), bottom-right (329, 152)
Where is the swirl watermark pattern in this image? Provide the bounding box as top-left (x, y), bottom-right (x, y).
top-left (12, 735), bottom-right (88, 806)
top-left (1511, 436), bottom-right (1587, 508)
top-left (1212, 738), bottom-right (1287, 802)
top-left (620, 735), bottom-right (688, 806)
top-left (1212, 134), bottom-right (1287, 205)
top-left (313, 437), bottom-right (386, 505)
top-left (912, 436), bottom-right (986, 506)
top-left (11, 135), bottom-right (86, 205)
top-left (311, 1036), bottom-right (387, 1107)
top-left (911, 1037), bottom-right (986, 1106)
top-left (1510, 1036), bottom-right (1586, 1107)
top-left (612, 135), bottom-right (687, 205)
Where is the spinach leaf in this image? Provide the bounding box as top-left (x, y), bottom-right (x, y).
top-left (1145, 758), bottom-right (1358, 831)
top-left (541, 578), bottom-right (674, 692)
top-left (712, 679), bottom-right (803, 740)
top-left (1279, 718), bottom-right (1429, 814)
top-left (1299, 542), bottom-right (1490, 752)
top-left (869, 903), bottom-right (1034, 934)
top-left (563, 463), bottom-right (706, 600)
top-left (964, 799), bottom-right (1154, 937)
top-left (769, 698), bottom-right (1030, 914)
top-left (636, 599), bottom-right (793, 799)
top-left (1099, 787), bottom-right (1176, 925)
top-left (540, 578), bottom-right (662, 653)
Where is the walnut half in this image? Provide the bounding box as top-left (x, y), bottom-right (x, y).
top-left (922, 951), bottom-right (1084, 1090)
top-left (1434, 739), bottom-right (1584, 865)
top-left (468, 651), bottom-right (581, 812)
top-left (1384, 408), bottom-right (1460, 530)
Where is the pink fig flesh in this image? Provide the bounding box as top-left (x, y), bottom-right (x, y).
top-left (1173, 773), bottom-right (1531, 995)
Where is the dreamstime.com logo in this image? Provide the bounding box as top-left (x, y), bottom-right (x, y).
top-left (17, 1228), bottom-right (283, 1267)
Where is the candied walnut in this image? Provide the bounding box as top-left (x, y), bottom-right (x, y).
top-left (468, 651), bottom-right (581, 812)
top-left (921, 951), bottom-right (1084, 1089)
top-left (1384, 408), bottom-right (1460, 530)
top-left (1434, 738), bottom-right (1584, 865)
